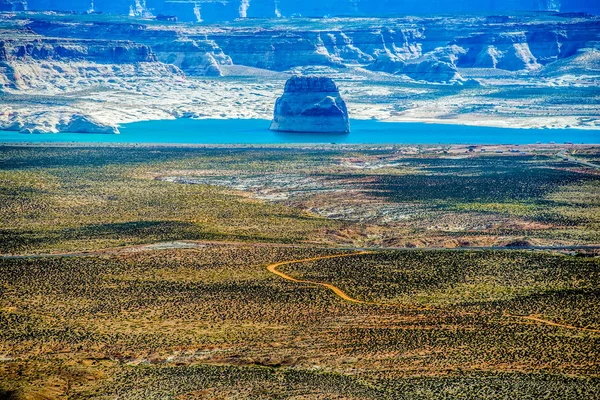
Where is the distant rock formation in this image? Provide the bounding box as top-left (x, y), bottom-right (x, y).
top-left (22, 15), bottom-right (600, 76)
top-left (156, 43), bottom-right (225, 76)
top-left (540, 48), bottom-right (600, 76)
top-left (20, 0), bottom-right (600, 22)
top-left (368, 49), bottom-right (466, 83)
top-left (9, 113), bottom-right (119, 134)
top-left (456, 32), bottom-right (540, 71)
top-left (57, 114), bottom-right (119, 134)
top-left (270, 76), bottom-right (350, 133)
top-left (0, 38), bottom-right (158, 64)
top-left (26, 20), bottom-right (232, 76)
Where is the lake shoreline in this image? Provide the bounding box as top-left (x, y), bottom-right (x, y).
top-left (1, 119), bottom-right (598, 145)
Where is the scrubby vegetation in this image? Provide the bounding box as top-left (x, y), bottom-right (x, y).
top-left (1, 145), bottom-right (599, 398)
top-left (283, 250), bottom-right (600, 327)
top-left (0, 146), bottom-right (344, 254)
top-left (1, 246), bottom-right (599, 398)
top-left (2, 145), bottom-right (599, 253)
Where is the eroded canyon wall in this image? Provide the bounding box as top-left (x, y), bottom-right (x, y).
top-left (16, 0), bottom-right (600, 23)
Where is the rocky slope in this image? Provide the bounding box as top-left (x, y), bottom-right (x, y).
top-left (18, 13), bottom-right (600, 78)
top-left (0, 37), bottom-right (157, 64)
top-left (270, 76), bottom-right (349, 133)
top-left (26, 19), bottom-right (232, 76)
top-left (0, 21), bottom-right (184, 132)
top-left (0, 27), bottom-right (183, 91)
top-left (23, 13), bottom-right (598, 78)
top-left (208, 15), bottom-right (600, 75)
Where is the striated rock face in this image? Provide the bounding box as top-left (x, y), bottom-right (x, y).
top-left (151, 40), bottom-right (228, 76)
top-left (0, 27), bottom-right (185, 92)
top-left (540, 48), bottom-right (600, 76)
top-left (211, 27), bottom-right (425, 70)
top-left (206, 15), bottom-right (599, 77)
top-left (456, 32), bottom-right (540, 70)
top-left (20, 14), bottom-right (600, 80)
top-left (0, 11), bottom-right (598, 133)
top-left (0, 38), bottom-right (158, 64)
top-left (27, 20), bottom-right (232, 76)
top-left (368, 46), bottom-right (467, 82)
top-left (20, 0), bottom-right (600, 21)
top-left (270, 76), bottom-right (349, 133)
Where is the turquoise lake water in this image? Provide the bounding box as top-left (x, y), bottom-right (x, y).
top-left (1, 119), bottom-right (598, 144)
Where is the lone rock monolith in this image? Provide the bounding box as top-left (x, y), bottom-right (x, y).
top-left (270, 76), bottom-right (350, 133)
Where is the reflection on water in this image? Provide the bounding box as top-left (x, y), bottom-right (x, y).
top-left (273, 129), bottom-right (350, 143)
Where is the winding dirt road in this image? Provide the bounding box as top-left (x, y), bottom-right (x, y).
top-left (1, 242), bottom-right (597, 334)
top-left (267, 251), bottom-right (377, 305)
top-left (266, 251), bottom-right (600, 334)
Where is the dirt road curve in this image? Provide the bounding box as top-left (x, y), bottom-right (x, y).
top-left (266, 251), bottom-right (600, 335)
top-left (267, 251), bottom-right (376, 305)
top-left (1, 242), bottom-right (597, 334)
top-left (557, 151), bottom-right (600, 169)
top-left (504, 313), bottom-right (600, 334)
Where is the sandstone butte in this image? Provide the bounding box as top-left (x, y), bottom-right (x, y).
top-left (270, 76), bottom-right (350, 134)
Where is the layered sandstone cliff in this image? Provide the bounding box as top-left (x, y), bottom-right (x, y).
top-left (26, 20), bottom-right (232, 76)
top-left (19, 0), bottom-right (600, 22)
top-left (270, 76), bottom-right (350, 133)
top-left (19, 14), bottom-right (600, 80)
top-left (1, 12), bottom-right (599, 133)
